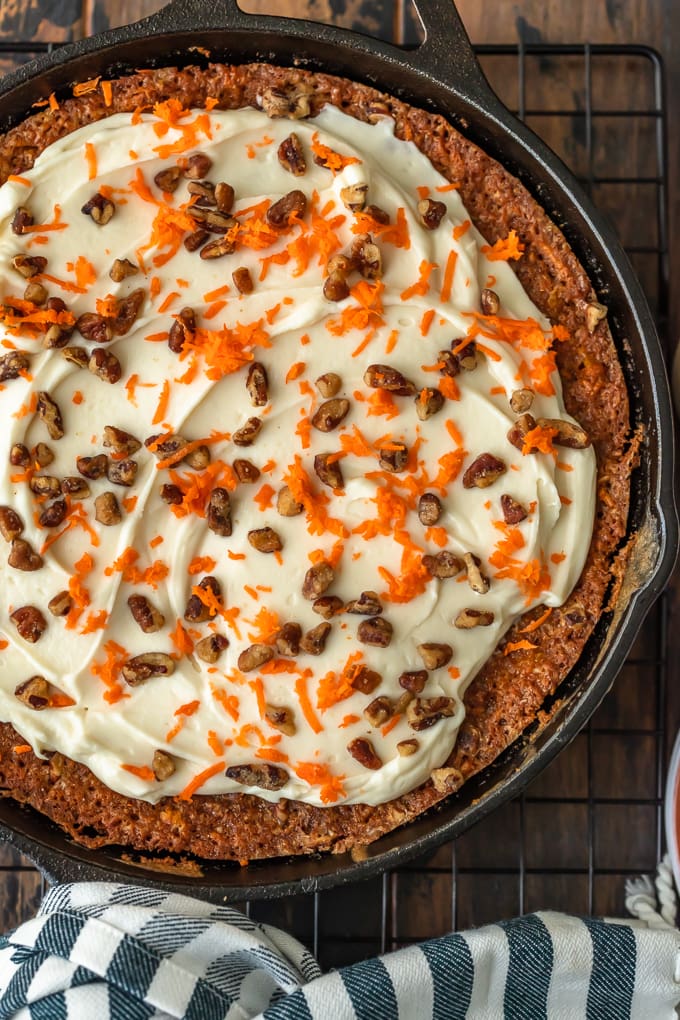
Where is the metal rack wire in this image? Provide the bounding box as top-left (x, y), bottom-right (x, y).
top-left (0, 40), bottom-right (670, 970)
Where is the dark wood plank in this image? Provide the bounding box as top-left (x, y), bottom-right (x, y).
top-left (0, 0), bottom-right (81, 41)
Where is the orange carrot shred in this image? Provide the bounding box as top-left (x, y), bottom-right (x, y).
top-left (122, 764), bottom-right (156, 781)
top-left (152, 379), bottom-right (170, 425)
top-left (295, 675), bottom-right (323, 734)
top-left (84, 141), bottom-right (97, 180)
top-left (440, 250), bottom-right (458, 302)
top-left (178, 761), bottom-right (224, 800)
top-left (285, 361), bottom-right (306, 383)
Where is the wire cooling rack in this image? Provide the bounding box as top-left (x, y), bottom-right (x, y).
top-left (0, 39), bottom-right (671, 969)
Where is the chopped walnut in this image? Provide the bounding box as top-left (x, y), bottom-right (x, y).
top-left (266, 189), bottom-right (307, 227)
top-left (246, 362), bottom-right (268, 406)
top-left (48, 590), bottom-right (72, 617)
top-left (261, 85), bottom-right (311, 120)
top-left (15, 676), bottom-right (49, 710)
top-left (455, 608), bottom-right (495, 629)
top-left (107, 458), bottom-right (138, 487)
top-left (10, 606), bottom-right (47, 643)
top-left (184, 576), bottom-right (221, 623)
top-left (127, 594), bottom-right (165, 634)
top-left (364, 364), bottom-right (416, 395)
top-left (94, 491), bottom-right (121, 526)
top-left (0, 351), bottom-right (30, 383)
top-left (248, 527), bottom-right (282, 553)
top-left (232, 417), bottom-right (262, 447)
top-left (418, 492), bottom-right (442, 526)
top-left (265, 704), bottom-right (296, 736)
top-left (347, 737), bottom-right (382, 770)
top-left (0, 506), bottom-right (24, 542)
top-left (407, 696), bottom-right (457, 731)
top-left (357, 617), bottom-right (393, 647)
top-left (536, 417), bottom-right (590, 449)
top-left (207, 487), bottom-right (232, 536)
top-left (232, 267), bottom-right (254, 295)
top-left (345, 590), bottom-right (382, 616)
top-left (275, 622), bottom-right (302, 657)
top-left (278, 132), bottom-right (307, 175)
top-left (36, 391), bottom-right (64, 440)
top-left (415, 387), bottom-right (445, 420)
top-left (340, 183), bottom-right (368, 212)
top-left (312, 596), bottom-right (344, 619)
top-left (480, 288), bottom-right (500, 315)
top-left (195, 634), bottom-right (229, 664)
top-left (299, 621), bottom-right (331, 655)
top-left (501, 494), bottom-right (528, 525)
top-left (507, 412), bottom-right (537, 451)
top-left (233, 459), bottom-right (260, 484)
top-left (8, 538), bottom-right (42, 571)
top-left (417, 197), bottom-right (446, 229)
top-left (463, 552), bottom-right (490, 595)
top-left (81, 192), bottom-right (115, 225)
top-left (29, 474), bottom-right (60, 497)
top-left (585, 301), bottom-right (608, 333)
top-left (399, 670), bottom-right (428, 694)
top-left (422, 551), bottom-right (464, 578)
top-left (152, 750), bottom-right (176, 781)
top-left (302, 560), bottom-right (334, 599)
top-left (276, 485), bottom-right (304, 516)
top-left (110, 257), bottom-right (139, 282)
top-left (315, 372), bottom-right (342, 397)
top-left (238, 643), bottom-right (274, 672)
top-left (32, 442), bottom-right (54, 467)
top-left (397, 738), bottom-right (419, 757)
top-left (350, 666), bottom-right (383, 694)
top-left (226, 762), bottom-right (289, 790)
top-left (168, 307), bottom-right (196, 353)
top-left (311, 398), bottom-right (350, 432)
top-left (363, 696), bottom-right (393, 727)
top-left (61, 476), bottom-right (90, 498)
top-left (38, 499), bottom-right (67, 528)
top-left (416, 643), bottom-right (453, 669)
top-left (314, 453), bottom-right (344, 489)
top-left (510, 388), bottom-right (534, 413)
top-left (462, 453), bottom-right (507, 489)
top-left (122, 652), bottom-right (175, 685)
top-left (88, 348), bottom-right (122, 383)
top-left (379, 442), bottom-right (408, 473)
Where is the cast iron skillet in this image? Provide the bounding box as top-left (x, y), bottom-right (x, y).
top-left (0, 0), bottom-right (675, 901)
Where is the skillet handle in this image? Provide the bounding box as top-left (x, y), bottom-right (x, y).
top-left (409, 0), bottom-right (496, 100)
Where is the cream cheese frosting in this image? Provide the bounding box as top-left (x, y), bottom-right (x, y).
top-left (0, 101), bottom-right (596, 807)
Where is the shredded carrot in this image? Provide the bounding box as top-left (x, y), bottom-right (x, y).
top-left (481, 229), bottom-right (525, 261)
top-left (381, 715), bottom-right (402, 737)
top-left (253, 483), bottom-right (275, 510)
top-left (207, 730), bottom-right (224, 757)
top-left (178, 760), bottom-right (224, 800)
top-left (557, 460), bottom-right (573, 472)
top-left (149, 535), bottom-right (163, 548)
top-left (339, 714), bottom-right (360, 728)
top-left (188, 555), bottom-right (217, 575)
top-left (295, 675), bottom-right (323, 734)
top-left (21, 204), bottom-right (67, 233)
top-left (522, 424), bottom-right (558, 456)
top-left (211, 685), bottom-right (240, 721)
top-left (400, 260), bottom-right (437, 301)
top-left (12, 745), bottom-right (32, 755)
top-left (71, 390), bottom-right (83, 405)
top-left (293, 761), bottom-right (345, 803)
top-left (453, 219), bottom-right (471, 240)
top-left (80, 610), bottom-right (108, 634)
top-left (157, 291), bottom-right (180, 314)
top-left (152, 379), bottom-right (170, 425)
top-left (551, 552), bottom-right (566, 564)
top-left (310, 131), bottom-right (360, 173)
top-left (438, 376), bottom-right (460, 401)
top-left (420, 308), bottom-right (435, 336)
top-left (435, 182), bottom-right (460, 192)
top-left (519, 607), bottom-right (553, 633)
top-left (122, 764), bottom-right (156, 781)
top-left (285, 361), bottom-right (306, 384)
top-left (73, 77), bottom-right (101, 96)
top-left (228, 550), bottom-right (246, 560)
top-left (7, 174), bottom-right (31, 186)
top-left (48, 92), bottom-right (59, 112)
top-left (90, 640), bottom-right (129, 704)
top-left (503, 639), bottom-right (538, 655)
top-left (169, 618), bottom-right (194, 657)
top-left (249, 677), bottom-right (266, 719)
top-left (122, 495), bottom-right (137, 513)
top-left (440, 250), bottom-right (458, 302)
top-left (101, 81), bottom-right (113, 106)
top-left (84, 141), bottom-right (97, 180)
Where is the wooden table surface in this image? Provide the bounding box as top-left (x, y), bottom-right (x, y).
top-left (0, 0), bottom-right (678, 963)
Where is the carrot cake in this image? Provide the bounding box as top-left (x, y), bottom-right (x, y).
top-left (0, 65), bottom-right (631, 860)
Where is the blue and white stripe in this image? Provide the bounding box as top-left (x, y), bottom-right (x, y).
top-left (0, 883), bottom-right (677, 1019)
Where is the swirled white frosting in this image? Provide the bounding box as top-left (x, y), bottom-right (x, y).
top-left (0, 102), bottom-right (596, 807)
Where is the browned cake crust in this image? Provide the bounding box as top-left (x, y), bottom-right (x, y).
top-left (0, 63), bottom-right (632, 861)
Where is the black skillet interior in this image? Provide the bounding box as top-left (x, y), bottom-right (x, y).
top-left (0, 0), bottom-right (675, 900)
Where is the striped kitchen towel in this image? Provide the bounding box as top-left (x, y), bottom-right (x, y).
top-left (0, 882), bottom-right (678, 1019)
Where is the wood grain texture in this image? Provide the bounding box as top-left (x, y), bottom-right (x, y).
top-left (0, 0), bottom-right (675, 948)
